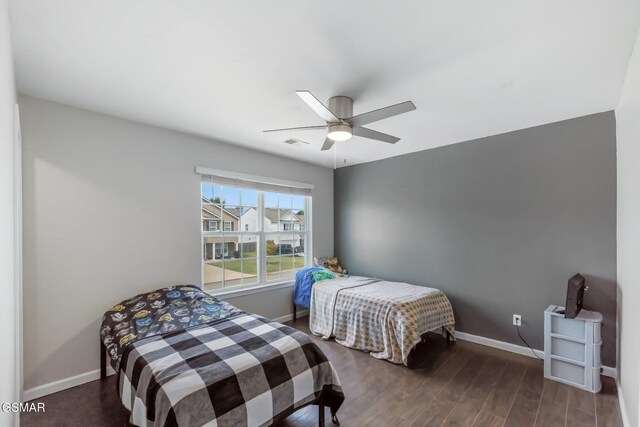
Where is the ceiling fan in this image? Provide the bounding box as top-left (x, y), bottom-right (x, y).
top-left (264, 91), bottom-right (416, 151)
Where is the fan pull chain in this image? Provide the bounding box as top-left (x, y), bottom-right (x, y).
top-left (344, 142), bottom-right (347, 165)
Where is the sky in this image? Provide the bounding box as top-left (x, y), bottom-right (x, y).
top-left (202, 183), bottom-right (305, 210)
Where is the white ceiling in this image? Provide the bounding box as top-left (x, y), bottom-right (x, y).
top-left (9, 1), bottom-right (640, 168)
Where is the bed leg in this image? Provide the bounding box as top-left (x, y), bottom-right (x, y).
top-left (444, 328), bottom-right (452, 346)
top-left (100, 338), bottom-right (107, 380)
top-left (293, 302), bottom-right (297, 322)
top-left (318, 400), bottom-right (325, 426)
top-left (332, 413), bottom-right (340, 425)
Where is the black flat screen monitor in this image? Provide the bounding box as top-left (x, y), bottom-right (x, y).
top-left (565, 273), bottom-right (586, 319)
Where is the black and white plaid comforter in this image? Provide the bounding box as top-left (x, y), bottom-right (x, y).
top-left (119, 312), bottom-right (344, 427)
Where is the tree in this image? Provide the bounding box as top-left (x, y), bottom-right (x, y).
top-left (266, 239), bottom-right (277, 256)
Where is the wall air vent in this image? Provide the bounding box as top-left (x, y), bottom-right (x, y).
top-left (284, 138), bottom-right (310, 146)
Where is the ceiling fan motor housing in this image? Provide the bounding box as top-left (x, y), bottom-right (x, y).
top-left (328, 96), bottom-right (353, 119)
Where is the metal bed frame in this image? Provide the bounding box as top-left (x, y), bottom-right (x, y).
top-left (100, 338), bottom-right (339, 426)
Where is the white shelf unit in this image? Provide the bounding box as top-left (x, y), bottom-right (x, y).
top-left (544, 305), bottom-right (603, 393)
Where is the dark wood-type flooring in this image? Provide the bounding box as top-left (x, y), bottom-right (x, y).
top-left (22, 318), bottom-right (622, 426)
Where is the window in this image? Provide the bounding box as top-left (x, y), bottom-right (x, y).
top-left (201, 181), bottom-right (310, 291)
top-left (215, 242), bottom-right (230, 258)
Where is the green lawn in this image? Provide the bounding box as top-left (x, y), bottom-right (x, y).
top-left (208, 255), bottom-right (304, 274)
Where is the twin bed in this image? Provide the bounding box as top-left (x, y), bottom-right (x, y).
top-left (294, 269), bottom-right (456, 366)
top-left (100, 286), bottom-right (343, 427)
top-left (101, 273), bottom-right (455, 426)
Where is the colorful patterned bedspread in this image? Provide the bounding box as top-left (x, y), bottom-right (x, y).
top-left (100, 285), bottom-right (244, 371)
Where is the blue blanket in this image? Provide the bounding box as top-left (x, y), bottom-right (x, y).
top-left (294, 267), bottom-right (336, 308)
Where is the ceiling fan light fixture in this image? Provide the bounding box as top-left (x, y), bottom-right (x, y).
top-left (327, 124), bottom-right (352, 142)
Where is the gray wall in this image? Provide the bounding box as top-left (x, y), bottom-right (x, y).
top-left (20, 95), bottom-right (333, 391)
top-left (0, 0), bottom-right (18, 424)
top-left (335, 112), bottom-right (617, 367)
top-left (615, 27), bottom-right (640, 427)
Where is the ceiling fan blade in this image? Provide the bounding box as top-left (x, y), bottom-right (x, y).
top-left (321, 137), bottom-right (335, 151)
top-left (263, 125), bottom-right (327, 133)
top-left (296, 90), bottom-right (341, 124)
top-left (352, 127), bottom-right (400, 144)
top-left (345, 101), bottom-right (416, 128)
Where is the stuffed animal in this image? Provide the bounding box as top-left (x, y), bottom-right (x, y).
top-left (314, 256), bottom-right (347, 274)
top-left (313, 256), bottom-right (327, 268)
top-left (327, 257), bottom-right (347, 274)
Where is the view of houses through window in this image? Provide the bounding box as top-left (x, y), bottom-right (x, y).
top-left (201, 182), bottom-right (309, 290)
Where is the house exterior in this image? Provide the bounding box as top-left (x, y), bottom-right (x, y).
top-left (201, 198), bottom-right (240, 260)
top-left (202, 199), bottom-right (306, 260)
top-left (240, 207), bottom-right (305, 252)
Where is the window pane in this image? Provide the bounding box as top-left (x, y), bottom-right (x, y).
top-left (264, 207), bottom-right (277, 232)
top-left (202, 235), bottom-right (220, 261)
top-left (202, 185), bottom-right (222, 232)
top-left (295, 209), bottom-right (305, 231)
top-left (217, 257), bottom-right (243, 288)
top-left (239, 235), bottom-right (258, 259)
top-left (266, 254), bottom-right (305, 281)
top-left (266, 256), bottom-right (282, 281)
top-left (240, 189), bottom-right (257, 207)
top-left (265, 192), bottom-right (278, 208)
top-left (204, 260), bottom-right (225, 290)
top-left (203, 235), bottom-right (251, 290)
top-left (239, 258), bottom-right (258, 286)
top-left (202, 182), bottom-right (214, 202)
top-left (211, 185), bottom-right (223, 204)
top-left (292, 194), bottom-right (305, 210)
top-left (222, 186), bottom-right (241, 205)
top-left (294, 234), bottom-right (305, 256)
top-left (279, 234), bottom-right (295, 254)
top-left (220, 205), bottom-right (239, 232)
top-left (240, 206), bottom-right (258, 232)
top-left (203, 234), bottom-right (229, 290)
top-left (279, 194), bottom-right (293, 210)
top-left (280, 261), bottom-right (296, 280)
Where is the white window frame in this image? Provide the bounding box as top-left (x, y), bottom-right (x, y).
top-left (223, 220), bottom-right (232, 232)
top-left (283, 223), bottom-right (294, 231)
top-left (244, 224), bottom-right (249, 231)
top-left (209, 220), bottom-right (218, 231)
top-left (200, 186), bottom-right (312, 296)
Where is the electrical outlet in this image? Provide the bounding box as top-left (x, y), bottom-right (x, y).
top-left (513, 314), bottom-right (522, 326)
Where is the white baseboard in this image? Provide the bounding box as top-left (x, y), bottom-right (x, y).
top-left (23, 366), bottom-right (116, 401)
top-left (616, 378), bottom-right (631, 427)
top-left (455, 331), bottom-right (545, 359)
top-left (601, 366), bottom-right (617, 379)
top-left (455, 331), bottom-right (616, 380)
top-left (272, 309), bottom-right (309, 323)
top-left (24, 310), bottom-right (309, 401)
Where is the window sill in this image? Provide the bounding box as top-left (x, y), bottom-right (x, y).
top-left (207, 280), bottom-right (294, 299)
